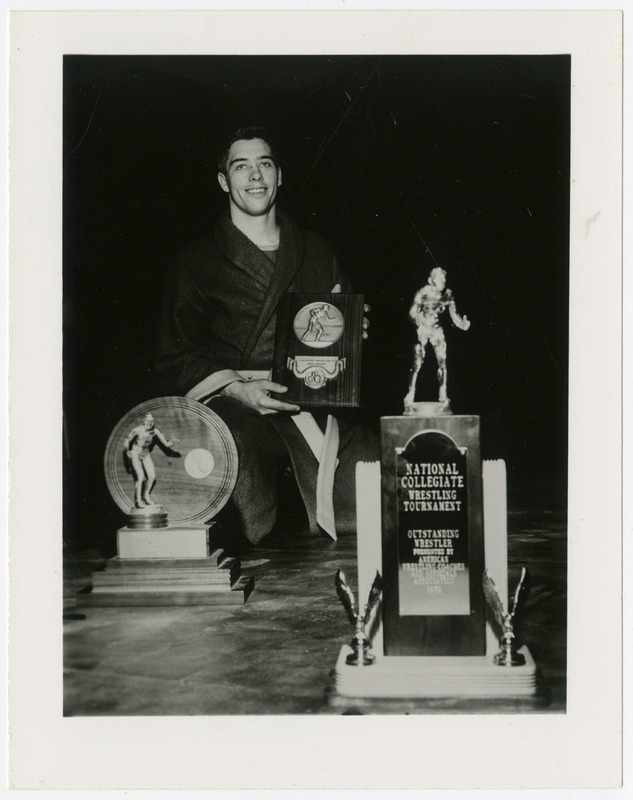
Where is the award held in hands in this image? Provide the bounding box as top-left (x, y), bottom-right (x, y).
top-left (272, 293), bottom-right (364, 407)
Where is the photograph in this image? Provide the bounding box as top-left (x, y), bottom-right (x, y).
top-left (8, 9), bottom-right (622, 792)
top-left (62, 52), bottom-right (569, 714)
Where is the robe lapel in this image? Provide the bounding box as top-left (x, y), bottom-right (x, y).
top-left (213, 211), bottom-right (273, 290)
top-left (243, 212), bottom-right (304, 360)
top-left (215, 212), bottom-right (305, 367)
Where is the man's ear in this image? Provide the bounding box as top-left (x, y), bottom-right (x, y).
top-left (277, 167), bottom-right (282, 187)
top-left (217, 172), bottom-right (229, 193)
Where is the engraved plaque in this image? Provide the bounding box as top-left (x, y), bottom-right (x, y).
top-left (381, 415), bottom-right (486, 656)
top-left (396, 431), bottom-right (470, 615)
top-left (272, 293), bottom-right (363, 407)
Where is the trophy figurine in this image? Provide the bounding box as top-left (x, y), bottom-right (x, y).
top-left (123, 412), bottom-right (180, 528)
top-left (403, 266), bottom-right (470, 415)
top-left (335, 569), bottom-right (382, 666)
top-left (482, 567), bottom-right (528, 666)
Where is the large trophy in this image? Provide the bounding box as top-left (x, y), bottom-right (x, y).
top-left (381, 267), bottom-right (484, 656)
top-left (327, 266), bottom-right (549, 709)
top-left (77, 397), bottom-right (253, 607)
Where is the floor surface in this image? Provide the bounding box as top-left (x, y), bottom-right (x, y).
top-left (63, 486), bottom-right (566, 715)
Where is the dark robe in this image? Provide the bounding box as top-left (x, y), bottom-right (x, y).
top-left (156, 211), bottom-right (378, 543)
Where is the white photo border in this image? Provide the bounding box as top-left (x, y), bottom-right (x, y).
top-left (8, 8), bottom-right (622, 791)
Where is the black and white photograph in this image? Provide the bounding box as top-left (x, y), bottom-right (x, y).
top-left (8, 9), bottom-right (622, 792)
top-left (61, 50), bottom-right (570, 714)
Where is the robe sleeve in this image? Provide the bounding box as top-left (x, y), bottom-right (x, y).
top-left (155, 263), bottom-right (243, 398)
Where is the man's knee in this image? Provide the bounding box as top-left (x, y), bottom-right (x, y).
top-left (206, 396), bottom-right (289, 544)
top-left (223, 492), bottom-right (279, 545)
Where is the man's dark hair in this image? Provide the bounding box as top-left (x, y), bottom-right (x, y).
top-left (216, 125), bottom-right (280, 175)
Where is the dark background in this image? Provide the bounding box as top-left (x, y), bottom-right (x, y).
top-left (63, 55), bottom-right (570, 551)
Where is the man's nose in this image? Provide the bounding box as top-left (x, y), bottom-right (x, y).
top-left (249, 165), bottom-right (263, 180)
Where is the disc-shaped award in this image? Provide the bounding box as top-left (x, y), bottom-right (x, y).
top-left (104, 397), bottom-right (238, 525)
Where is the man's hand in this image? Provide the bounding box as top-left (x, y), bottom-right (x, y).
top-left (331, 283), bottom-right (371, 339)
top-left (223, 379), bottom-right (300, 415)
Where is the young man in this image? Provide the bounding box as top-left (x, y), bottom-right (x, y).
top-left (156, 126), bottom-right (377, 545)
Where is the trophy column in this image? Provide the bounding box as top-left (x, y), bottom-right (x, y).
top-left (380, 413), bottom-right (486, 656)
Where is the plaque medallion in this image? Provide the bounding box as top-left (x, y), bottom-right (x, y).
top-left (292, 302), bottom-right (345, 348)
top-left (184, 448), bottom-right (215, 479)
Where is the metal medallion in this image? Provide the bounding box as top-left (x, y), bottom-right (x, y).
top-left (293, 302), bottom-right (345, 349)
top-left (184, 448), bottom-right (215, 479)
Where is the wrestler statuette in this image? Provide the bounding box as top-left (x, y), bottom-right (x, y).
top-left (482, 567), bottom-right (528, 667)
top-left (335, 569), bottom-right (382, 666)
top-left (403, 266), bottom-right (470, 414)
top-left (123, 413), bottom-right (180, 515)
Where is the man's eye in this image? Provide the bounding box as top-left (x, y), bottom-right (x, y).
top-left (260, 161), bottom-right (273, 168)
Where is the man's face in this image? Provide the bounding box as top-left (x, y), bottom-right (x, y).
top-left (430, 270), bottom-right (446, 291)
top-left (217, 138), bottom-right (282, 218)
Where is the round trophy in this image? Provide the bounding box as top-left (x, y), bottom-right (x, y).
top-left (104, 397), bottom-right (238, 529)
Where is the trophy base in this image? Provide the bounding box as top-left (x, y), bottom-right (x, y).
top-left (403, 400), bottom-right (451, 417)
top-left (327, 645), bottom-right (550, 710)
top-left (345, 651), bottom-right (377, 666)
top-left (345, 642), bottom-right (377, 666)
top-left (493, 649), bottom-right (526, 667)
top-left (126, 504), bottom-right (168, 529)
top-left (77, 524), bottom-right (255, 607)
top-left (117, 525), bottom-right (211, 558)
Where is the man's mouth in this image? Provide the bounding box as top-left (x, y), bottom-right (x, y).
top-left (245, 187), bottom-right (267, 195)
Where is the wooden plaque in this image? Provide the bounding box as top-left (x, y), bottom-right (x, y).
top-left (380, 415), bottom-right (486, 656)
top-left (271, 293), bottom-right (363, 407)
top-left (104, 397), bottom-right (238, 525)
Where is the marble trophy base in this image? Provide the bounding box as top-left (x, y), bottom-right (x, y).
top-left (126, 503), bottom-right (168, 530)
top-left (117, 525), bottom-right (213, 558)
top-left (326, 646), bottom-right (550, 710)
top-left (404, 400), bottom-right (451, 417)
top-left (77, 523), bottom-right (254, 607)
top-left (340, 460), bottom-right (551, 711)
